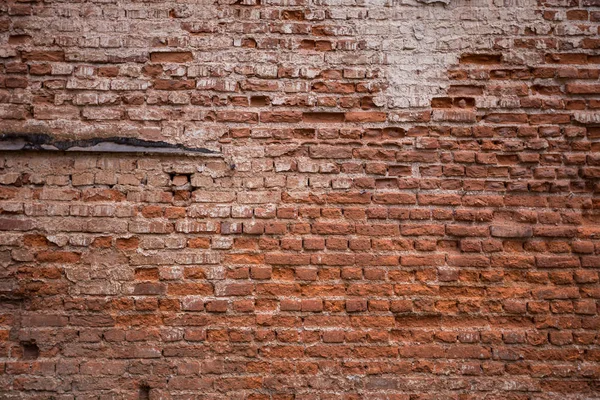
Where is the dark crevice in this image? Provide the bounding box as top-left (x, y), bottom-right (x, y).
top-left (21, 341), bottom-right (39, 360)
top-left (139, 384), bottom-right (150, 400)
top-left (0, 134), bottom-right (220, 156)
top-left (0, 294), bottom-right (26, 303)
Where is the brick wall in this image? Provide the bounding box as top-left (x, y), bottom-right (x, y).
top-left (1, 0), bottom-right (600, 398)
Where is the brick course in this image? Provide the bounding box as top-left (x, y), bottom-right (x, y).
top-left (1, 0), bottom-right (600, 398)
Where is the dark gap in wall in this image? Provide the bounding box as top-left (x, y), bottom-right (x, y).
top-left (139, 384), bottom-right (150, 400)
top-left (250, 96), bottom-right (269, 106)
top-left (0, 133), bottom-right (219, 155)
top-left (21, 341), bottom-right (39, 360)
top-left (170, 173), bottom-right (192, 187)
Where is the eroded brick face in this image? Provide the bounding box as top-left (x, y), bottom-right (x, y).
top-left (1, 0), bottom-right (600, 398)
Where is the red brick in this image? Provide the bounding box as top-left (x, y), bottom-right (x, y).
top-left (153, 79), bottom-right (196, 90)
top-left (345, 112), bottom-right (387, 123)
top-left (490, 225), bottom-right (533, 238)
top-left (460, 54), bottom-right (502, 64)
top-left (566, 84), bottom-right (600, 94)
top-left (260, 111), bottom-right (302, 123)
top-left (116, 237), bottom-right (139, 250)
top-left (536, 256), bottom-right (581, 268)
top-left (36, 251), bottom-right (81, 263)
top-left (401, 255), bottom-right (445, 267)
top-left (418, 194), bottom-right (461, 206)
top-left (149, 51), bottom-right (193, 63)
top-left (312, 81), bottom-right (354, 93)
top-left (372, 193), bottom-right (416, 204)
top-left (226, 253), bottom-right (264, 264)
top-left (265, 253), bottom-right (310, 265)
top-left (21, 51), bottom-right (65, 61)
top-left (491, 255), bottom-right (535, 269)
top-left (216, 111), bottom-right (258, 123)
top-left (400, 224), bottom-right (444, 236)
top-left (302, 112), bottom-right (345, 123)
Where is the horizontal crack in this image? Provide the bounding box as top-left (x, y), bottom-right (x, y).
top-left (0, 134), bottom-right (220, 156)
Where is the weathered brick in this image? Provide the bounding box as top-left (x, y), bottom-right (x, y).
top-left (0, 2), bottom-right (598, 397)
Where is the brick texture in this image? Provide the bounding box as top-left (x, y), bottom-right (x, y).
top-left (1, 0), bottom-right (600, 398)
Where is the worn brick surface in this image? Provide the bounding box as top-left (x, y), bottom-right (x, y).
top-left (1, 0), bottom-right (600, 398)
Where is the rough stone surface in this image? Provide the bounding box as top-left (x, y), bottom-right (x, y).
top-left (1, 0), bottom-right (600, 398)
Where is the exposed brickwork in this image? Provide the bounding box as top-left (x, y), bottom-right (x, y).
top-left (1, 0), bottom-right (600, 398)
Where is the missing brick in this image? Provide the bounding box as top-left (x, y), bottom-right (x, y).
top-left (21, 341), bottom-right (39, 360)
top-left (138, 384), bottom-right (150, 400)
